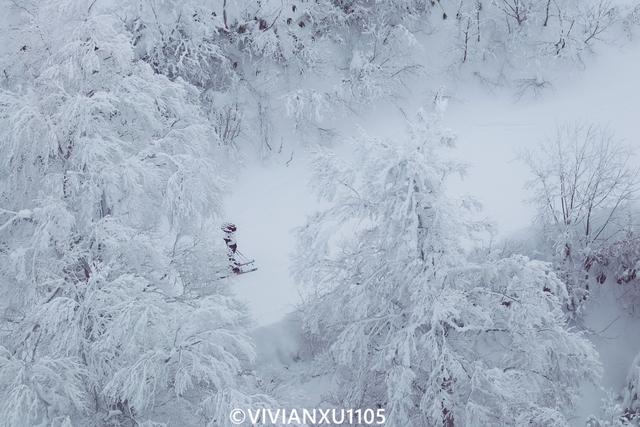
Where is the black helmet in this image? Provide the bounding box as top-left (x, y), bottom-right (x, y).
top-left (221, 223), bottom-right (237, 233)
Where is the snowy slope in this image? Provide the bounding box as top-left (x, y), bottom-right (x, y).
top-left (225, 155), bottom-right (322, 327)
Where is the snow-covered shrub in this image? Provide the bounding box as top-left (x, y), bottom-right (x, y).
top-left (591, 230), bottom-right (640, 285)
top-left (622, 352), bottom-right (640, 425)
top-left (623, 3), bottom-right (640, 40)
top-left (450, 0), bottom-right (619, 63)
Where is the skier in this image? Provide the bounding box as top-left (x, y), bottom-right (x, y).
top-left (221, 223), bottom-right (241, 274)
top-left (220, 223), bottom-right (257, 277)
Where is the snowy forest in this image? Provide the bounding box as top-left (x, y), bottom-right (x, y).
top-left (0, 0), bottom-right (639, 426)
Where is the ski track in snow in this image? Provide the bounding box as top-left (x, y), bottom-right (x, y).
top-left (226, 42), bottom-right (640, 423)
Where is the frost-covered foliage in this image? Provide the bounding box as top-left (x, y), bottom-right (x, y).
top-left (620, 352), bottom-right (640, 425)
top-left (118, 0), bottom-right (628, 150)
top-left (588, 227), bottom-right (640, 291)
top-left (585, 391), bottom-right (632, 427)
top-left (126, 0), bottom-right (431, 84)
top-left (450, 0), bottom-right (619, 64)
top-left (0, 2), bottom-right (268, 425)
top-left (126, 0), bottom-right (320, 86)
top-left (115, 0), bottom-right (433, 153)
top-left (293, 106), bottom-right (601, 426)
top-left (593, 352), bottom-right (640, 426)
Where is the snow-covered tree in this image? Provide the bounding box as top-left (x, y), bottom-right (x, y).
top-left (522, 123), bottom-right (638, 314)
top-left (0, 2), bottom-right (268, 425)
top-left (293, 105), bottom-right (601, 426)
